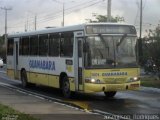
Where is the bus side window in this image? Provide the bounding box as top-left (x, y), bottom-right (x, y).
top-left (60, 32), bottom-right (73, 57)
top-left (7, 38), bottom-right (14, 55)
top-left (39, 35), bottom-right (49, 56)
top-left (49, 33), bottom-right (60, 57)
top-left (19, 37), bottom-right (22, 55)
top-left (21, 37), bottom-right (29, 55)
top-left (30, 36), bottom-right (38, 56)
top-left (78, 40), bottom-right (82, 57)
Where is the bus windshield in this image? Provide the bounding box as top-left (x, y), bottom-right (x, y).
top-left (84, 35), bottom-right (137, 68)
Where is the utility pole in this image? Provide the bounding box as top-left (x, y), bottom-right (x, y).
top-left (35, 15), bottom-right (37, 30)
top-left (140, 0), bottom-right (143, 40)
top-left (107, 0), bottom-right (111, 22)
top-left (25, 11), bottom-right (37, 31)
top-left (25, 12), bottom-right (28, 32)
top-left (139, 0), bottom-right (143, 64)
top-left (52, 0), bottom-right (65, 26)
top-left (62, 3), bottom-right (64, 26)
top-left (52, 0), bottom-right (74, 27)
top-left (1, 7), bottom-right (12, 46)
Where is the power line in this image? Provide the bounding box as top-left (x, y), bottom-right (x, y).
top-left (37, 0), bottom-right (99, 22)
top-left (12, 0), bottom-right (102, 27)
top-left (10, 0), bottom-right (96, 27)
top-left (41, 0), bottom-right (95, 19)
top-left (36, 0), bottom-right (102, 24)
top-left (7, 0), bottom-right (95, 29)
top-left (8, 0), bottom-right (103, 32)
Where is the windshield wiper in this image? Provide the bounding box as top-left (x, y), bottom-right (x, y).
top-left (98, 34), bottom-right (110, 56)
top-left (98, 34), bottom-right (108, 48)
top-left (116, 33), bottom-right (127, 47)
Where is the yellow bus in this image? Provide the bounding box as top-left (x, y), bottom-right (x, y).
top-left (7, 23), bottom-right (140, 98)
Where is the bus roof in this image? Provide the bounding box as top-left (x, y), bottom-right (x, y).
top-left (8, 23), bottom-right (135, 38)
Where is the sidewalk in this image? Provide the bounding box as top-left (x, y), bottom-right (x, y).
top-left (0, 85), bottom-right (104, 120)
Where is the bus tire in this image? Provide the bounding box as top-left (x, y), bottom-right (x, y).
top-left (62, 76), bottom-right (71, 98)
top-left (104, 91), bottom-right (117, 98)
top-left (21, 70), bottom-right (29, 88)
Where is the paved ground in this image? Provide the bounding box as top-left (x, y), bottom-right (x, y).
top-left (0, 85), bottom-right (104, 120)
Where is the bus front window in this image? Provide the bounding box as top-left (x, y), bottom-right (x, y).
top-left (84, 36), bottom-right (137, 68)
top-left (115, 36), bottom-right (137, 67)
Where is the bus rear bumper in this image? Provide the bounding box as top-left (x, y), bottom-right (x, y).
top-left (84, 81), bottom-right (140, 93)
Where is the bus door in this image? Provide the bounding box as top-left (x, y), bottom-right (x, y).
top-left (13, 38), bottom-right (19, 79)
top-left (74, 31), bottom-right (84, 91)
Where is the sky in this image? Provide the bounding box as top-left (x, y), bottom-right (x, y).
top-left (0, 0), bottom-right (160, 36)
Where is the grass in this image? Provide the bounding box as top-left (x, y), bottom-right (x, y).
top-left (0, 103), bottom-right (39, 120)
top-left (141, 76), bottom-right (160, 88)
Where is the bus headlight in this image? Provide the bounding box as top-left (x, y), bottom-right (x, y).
top-left (127, 77), bottom-right (140, 83)
top-left (91, 78), bottom-right (96, 83)
top-left (85, 78), bottom-right (105, 84)
top-left (133, 77), bottom-right (138, 81)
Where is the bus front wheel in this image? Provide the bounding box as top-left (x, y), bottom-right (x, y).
top-left (62, 77), bottom-right (71, 98)
top-left (104, 91), bottom-right (117, 98)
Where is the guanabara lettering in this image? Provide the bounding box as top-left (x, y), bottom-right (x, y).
top-left (29, 60), bottom-right (55, 70)
top-left (102, 72), bottom-right (128, 76)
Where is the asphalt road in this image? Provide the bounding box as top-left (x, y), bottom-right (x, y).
top-left (0, 67), bottom-right (160, 118)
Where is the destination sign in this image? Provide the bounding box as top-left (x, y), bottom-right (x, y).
top-left (86, 25), bottom-right (136, 34)
top-left (91, 72), bottom-right (128, 77)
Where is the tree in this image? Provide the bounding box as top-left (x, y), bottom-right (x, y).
top-left (0, 35), bottom-right (6, 63)
top-left (0, 35), bottom-right (4, 45)
top-left (86, 14), bottom-right (125, 23)
top-left (142, 25), bottom-right (160, 71)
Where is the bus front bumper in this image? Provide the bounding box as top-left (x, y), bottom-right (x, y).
top-left (84, 81), bottom-right (140, 93)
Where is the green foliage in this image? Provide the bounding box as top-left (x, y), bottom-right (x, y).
top-left (142, 25), bottom-right (160, 70)
top-left (0, 35), bottom-right (6, 63)
top-left (141, 76), bottom-right (160, 88)
top-left (0, 35), bottom-right (4, 45)
top-left (86, 14), bottom-right (125, 23)
top-left (0, 104), bottom-right (39, 120)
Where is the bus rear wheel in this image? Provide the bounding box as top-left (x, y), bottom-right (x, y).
top-left (21, 70), bottom-right (29, 88)
top-left (104, 91), bottom-right (117, 98)
top-left (62, 77), bottom-right (71, 98)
